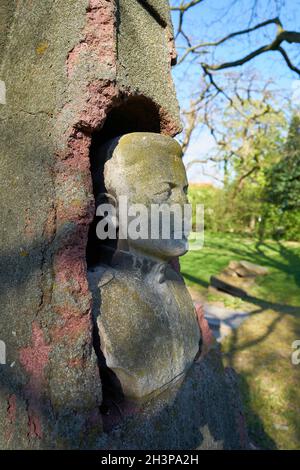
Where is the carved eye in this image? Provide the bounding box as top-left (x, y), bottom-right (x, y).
top-left (154, 183), bottom-right (173, 200)
top-left (161, 188), bottom-right (172, 198)
top-left (183, 185), bottom-right (188, 195)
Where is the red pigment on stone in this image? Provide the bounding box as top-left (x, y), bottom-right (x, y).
top-left (19, 323), bottom-right (51, 391)
top-left (27, 412), bottom-right (43, 440)
top-left (54, 242), bottom-right (90, 294)
top-left (24, 208), bottom-right (34, 238)
top-left (52, 84), bottom-right (120, 349)
top-left (79, 81), bottom-right (120, 130)
top-left (67, 0), bottom-right (116, 78)
top-left (53, 139), bottom-right (95, 324)
top-left (166, 27), bottom-right (177, 66)
top-left (194, 303), bottom-right (214, 357)
top-left (19, 323), bottom-right (51, 439)
top-left (158, 102), bottom-right (182, 136)
top-left (7, 395), bottom-right (17, 423)
top-left (5, 395), bottom-right (17, 442)
top-left (51, 315), bottom-right (91, 342)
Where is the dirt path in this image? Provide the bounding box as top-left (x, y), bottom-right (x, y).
top-left (188, 287), bottom-right (251, 341)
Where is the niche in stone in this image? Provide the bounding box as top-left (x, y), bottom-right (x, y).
top-left (86, 98), bottom-right (200, 427)
top-left (87, 96), bottom-right (161, 268)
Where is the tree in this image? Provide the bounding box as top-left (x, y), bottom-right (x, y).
top-left (187, 91), bottom-right (290, 236)
top-left (171, 1), bottom-right (300, 79)
top-left (265, 114), bottom-right (300, 211)
top-left (184, 80), bottom-right (287, 184)
top-left (170, 0), bottom-right (298, 179)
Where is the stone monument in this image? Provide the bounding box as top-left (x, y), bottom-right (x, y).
top-left (0, 0), bottom-right (248, 449)
top-left (88, 132), bottom-right (200, 401)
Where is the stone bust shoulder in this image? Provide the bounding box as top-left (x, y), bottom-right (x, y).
top-left (88, 133), bottom-right (201, 402)
top-left (88, 250), bottom-right (200, 401)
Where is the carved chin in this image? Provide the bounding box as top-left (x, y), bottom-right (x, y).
top-left (128, 237), bottom-right (189, 260)
top-left (167, 240), bottom-right (189, 257)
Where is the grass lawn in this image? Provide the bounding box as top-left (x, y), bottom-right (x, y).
top-left (180, 232), bottom-right (300, 449)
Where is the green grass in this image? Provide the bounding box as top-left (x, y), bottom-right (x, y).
top-left (180, 232), bottom-right (300, 449)
top-left (181, 232), bottom-right (300, 307)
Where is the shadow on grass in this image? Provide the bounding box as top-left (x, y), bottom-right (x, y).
top-left (215, 237), bottom-right (300, 290)
top-left (182, 237), bottom-right (300, 449)
top-left (223, 320), bottom-right (281, 449)
top-left (180, 272), bottom-right (209, 289)
top-left (238, 373), bottom-right (277, 449)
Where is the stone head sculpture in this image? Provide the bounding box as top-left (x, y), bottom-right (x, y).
top-left (101, 132), bottom-right (190, 260)
top-left (88, 132), bottom-right (200, 403)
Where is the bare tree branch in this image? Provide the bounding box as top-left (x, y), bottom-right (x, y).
top-left (277, 46), bottom-right (300, 75)
top-left (170, 0), bottom-right (204, 12)
top-left (182, 72), bottom-right (285, 187)
top-left (234, 165), bottom-right (260, 196)
top-left (201, 19), bottom-right (300, 76)
top-left (170, 1), bottom-right (291, 186)
top-left (186, 156), bottom-right (223, 171)
top-left (176, 9), bottom-right (300, 78)
top-left (177, 17), bottom-right (283, 65)
top-left (181, 107), bottom-right (198, 153)
top-left (171, 0), bottom-right (204, 43)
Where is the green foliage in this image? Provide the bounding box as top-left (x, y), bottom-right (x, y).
top-left (188, 183), bottom-right (300, 241)
top-left (265, 114), bottom-right (300, 211)
top-left (187, 109), bottom-right (300, 241)
top-left (222, 99), bottom-right (286, 182)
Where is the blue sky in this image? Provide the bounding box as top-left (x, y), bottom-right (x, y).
top-left (170, 0), bottom-right (300, 184)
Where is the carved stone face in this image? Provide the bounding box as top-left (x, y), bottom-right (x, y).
top-left (103, 132), bottom-right (189, 260)
top-left (89, 133), bottom-right (200, 402)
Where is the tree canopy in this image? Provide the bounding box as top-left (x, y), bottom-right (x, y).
top-left (265, 114), bottom-right (300, 211)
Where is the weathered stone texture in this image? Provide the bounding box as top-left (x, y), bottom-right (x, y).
top-left (0, 0), bottom-right (247, 449)
top-left (0, 0), bottom-right (16, 64)
top-left (0, 0), bottom-right (110, 449)
top-left (117, 0), bottom-right (181, 134)
top-left (95, 350), bottom-right (248, 450)
top-left (89, 260), bottom-right (200, 400)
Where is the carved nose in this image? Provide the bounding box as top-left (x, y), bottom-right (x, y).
top-left (170, 190), bottom-right (188, 205)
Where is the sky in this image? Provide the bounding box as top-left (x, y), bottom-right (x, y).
top-left (170, 0), bottom-right (300, 184)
